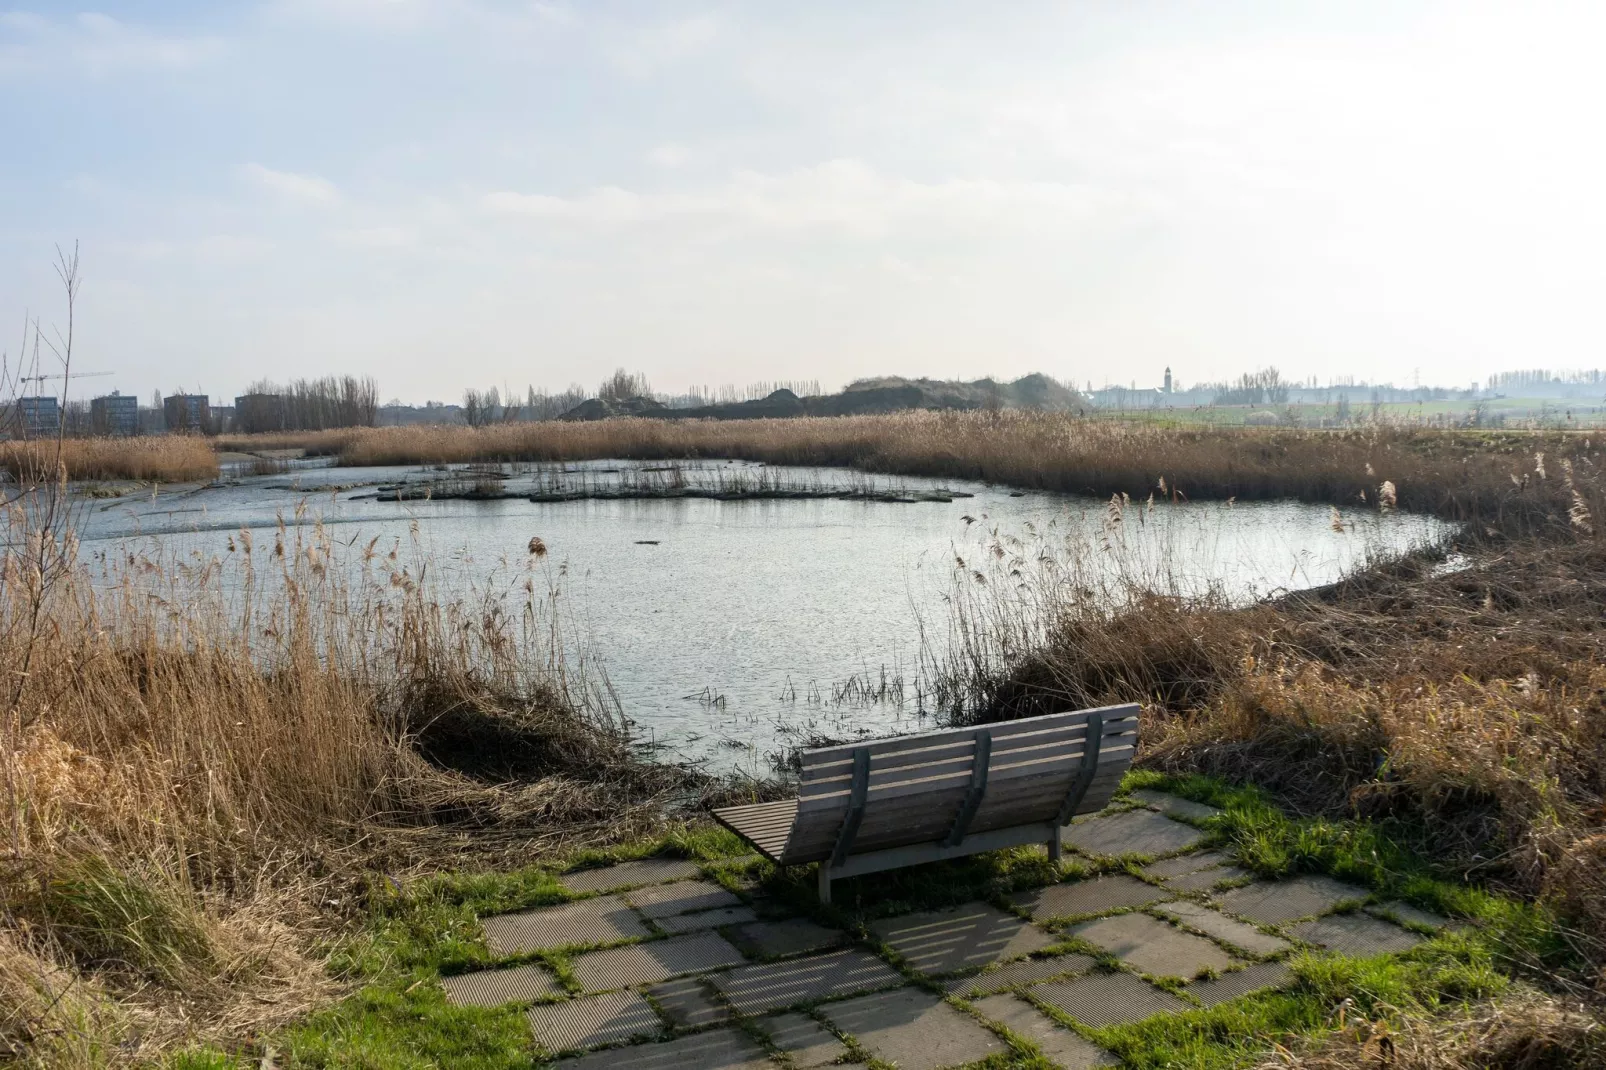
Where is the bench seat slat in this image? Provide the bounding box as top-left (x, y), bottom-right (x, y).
top-left (711, 799), bottom-right (798, 862)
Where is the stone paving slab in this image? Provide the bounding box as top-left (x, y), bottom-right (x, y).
top-left (1129, 790), bottom-right (1224, 822)
top-left (1032, 970), bottom-right (1190, 1027)
top-left (1369, 901), bottom-right (1451, 931)
top-left (1069, 912), bottom-right (1236, 979)
top-left (644, 975), bottom-right (731, 1029)
top-left (483, 895), bottom-right (653, 955)
top-left (1063, 809), bottom-right (1208, 858)
top-left (1165, 865), bottom-right (1251, 893)
top-left (1155, 901), bottom-right (1292, 958)
top-left (555, 1027), bottom-right (772, 1069)
top-left (946, 953), bottom-right (1097, 996)
top-left (756, 1012), bottom-right (853, 1068)
top-left (868, 901), bottom-right (1056, 976)
top-left (1143, 850), bottom-right (1233, 880)
top-left (820, 986), bottom-right (1007, 1070)
top-left (441, 962), bottom-right (559, 1006)
top-left (1187, 961), bottom-right (1295, 1008)
top-left (559, 859), bottom-right (704, 894)
top-left (527, 989), bottom-right (663, 1053)
top-left (726, 918), bottom-right (845, 959)
top-left (653, 905), bottom-right (760, 935)
top-left (1215, 875), bottom-right (1368, 926)
top-left (1012, 875), bottom-right (1173, 921)
top-left (1290, 913), bottom-right (1423, 957)
top-left (625, 880), bottom-right (742, 919)
top-left (973, 993), bottom-right (1117, 1069)
top-left (711, 948), bottom-right (904, 1014)
top-left (570, 932), bottom-right (746, 992)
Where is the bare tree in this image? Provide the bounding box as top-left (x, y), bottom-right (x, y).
top-left (1, 245), bottom-right (83, 761)
top-left (599, 368), bottom-right (651, 401)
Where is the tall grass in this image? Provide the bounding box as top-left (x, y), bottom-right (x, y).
top-left (0, 434), bottom-right (218, 482)
top-left (927, 462), bottom-right (1606, 988)
top-left (221, 414), bottom-right (1600, 531)
top-left (0, 502), bottom-right (683, 1062)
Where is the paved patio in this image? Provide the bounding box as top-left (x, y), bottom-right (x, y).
top-left (439, 791), bottom-right (1450, 1068)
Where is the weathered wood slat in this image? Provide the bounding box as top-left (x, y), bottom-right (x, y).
top-left (798, 704), bottom-right (1138, 769)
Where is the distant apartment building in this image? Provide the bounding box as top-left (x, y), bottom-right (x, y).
top-left (163, 393), bottom-right (212, 433)
top-left (234, 392), bottom-right (287, 434)
top-left (16, 395), bottom-right (60, 437)
top-left (90, 392), bottom-right (140, 436)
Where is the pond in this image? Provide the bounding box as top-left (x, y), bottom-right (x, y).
top-left (76, 460), bottom-right (1453, 772)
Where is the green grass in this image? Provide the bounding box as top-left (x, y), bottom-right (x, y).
top-left (161, 775), bottom-right (1581, 1070)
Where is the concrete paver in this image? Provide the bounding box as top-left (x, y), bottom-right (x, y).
top-left (653, 905), bottom-right (760, 935)
top-left (868, 901), bottom-right (1056, 976)
top-left (1012, 875), bottom-right (1172, 922)
top-left (483, 895), bottom-right (652, 956)
top-left (1129, 790), bottom-right (1223, 822)
top-left (726, 918), bottom-right (845, 959)
top-left (1143, 850), bottom-right (1233, 881)
top-left (1187, 961), bottom-right (1295, 1008)
top-left (527, 989), bottom-right (662, 1053)
top-left (973, 993), bottom-right (1116, 1069)
top-left (1165, 866), bottom-right (1251, 893)
top-left (559, 858), bottom-right (703, 894)
top-left (757, 1012), bottom-right (853, 1068)
top-left (625, 880), bottom-right (741, 919)
top-left (1033, 971), bottom-right (1190, 1026)
top-left (820, 986), bottom-right (1007, 1070)
top-left (1215, 875), bottom-right (1368, 926)
top-left (1155, 901), bottom-right (1292, 958)
top-left (1290, 913), bottom-right (1423, 957)
top-left (1069, 912), bottom-right (1236, 978)
top-left (1063, 809), bottom-right (1207, 858)
top-left (554, 1027), bottom-right (771, 1069)
top-left (712, 948), bottom-right (904, 1014)
top-left (1369, 901), bottom-right (1451, 931)
top-left (441, 963), bottom-right (558, 1006)
top-left (570, 932), bottom-right (745, 992)
top-left (946, 953), bottom-right (1097, 996)
top-left (644, 975), bottom-right (731, 1028)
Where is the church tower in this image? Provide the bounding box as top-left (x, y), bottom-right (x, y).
top-left (1163, 367), bottom-right (1173, 394)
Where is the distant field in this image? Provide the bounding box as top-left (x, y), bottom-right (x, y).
top-left (1088, 396), bottom-right (1606, 428)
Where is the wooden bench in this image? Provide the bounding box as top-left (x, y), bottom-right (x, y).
top-left (712, 703), bottom-right (1138, 903)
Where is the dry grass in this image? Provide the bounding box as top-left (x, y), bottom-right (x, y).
top-left (1254, 989), bottom-right (1606, 1070)
top-left (223, 414), bottom-right (1600, 531)
top-left (0, 506), bottom-right (698, 1063)
top-left (0, 435), bottom-right (218, 483)
top-left (936, 476), bottom-right (1606, 988)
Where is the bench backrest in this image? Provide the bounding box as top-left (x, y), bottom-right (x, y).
top-left (777, 703), bottom-right (1139, 866)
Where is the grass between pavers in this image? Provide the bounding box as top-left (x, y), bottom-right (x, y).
top-left (160, 775), bottom-right (1580, 1069)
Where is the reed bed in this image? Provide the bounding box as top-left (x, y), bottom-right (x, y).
top-left (928, 461), bottom-right (1606, 990)
top-left (0, 499), bottom-right (695, 1062)
top-left (0, 434), bottom-right (218, 483)
top-left (225, 414), bottom-right (1597, 531)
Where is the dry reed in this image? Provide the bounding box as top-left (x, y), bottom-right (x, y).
top-left (222, 414), bottom-right (1600, 532)
top-left (0, 503), bottom-right (694, 1061)
top-left (0, 434), bottom-right (218, 483)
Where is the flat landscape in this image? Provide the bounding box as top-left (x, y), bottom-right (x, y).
top-left (3, 413), bottom-right (1604, 1068)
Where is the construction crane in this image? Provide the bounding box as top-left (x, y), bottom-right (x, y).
top-left (19, 370), bottom-right (113, 386)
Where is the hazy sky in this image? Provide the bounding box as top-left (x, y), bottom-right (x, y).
top-left (3, 2), bottom-right (1604, 404)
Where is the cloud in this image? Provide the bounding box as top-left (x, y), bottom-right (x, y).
top-left (483, 159), bottom-right (1113, 237)
top-left (604, 13), bottom-right (721, 76)
top-left (0, 11), bottom-right (223, 76)
top-left (647, 144), bottom-right (690, 168)
top-left (241, 163), bottom-right (341, 206)
top-left (332, 225), bottom-right (417, 248)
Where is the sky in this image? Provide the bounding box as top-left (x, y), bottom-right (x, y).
top-left (2, 1), bottom-right (1605, 405)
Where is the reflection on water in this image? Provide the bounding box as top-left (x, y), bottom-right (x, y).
top-left (78, 460), bottom-right (1452, 772)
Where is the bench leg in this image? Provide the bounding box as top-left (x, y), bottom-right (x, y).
top-left (817, 864), bottom-right (832, 905)
top-left (1048, 824), bottom-right (1063, 864)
